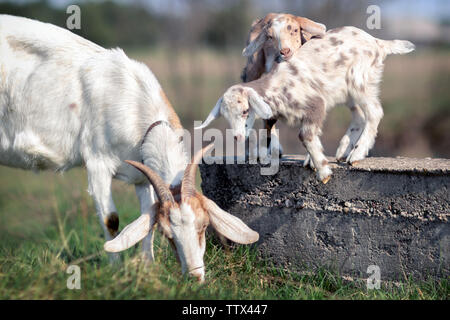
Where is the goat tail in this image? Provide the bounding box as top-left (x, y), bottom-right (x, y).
top-left (381, 39), bottom-right (415, 55)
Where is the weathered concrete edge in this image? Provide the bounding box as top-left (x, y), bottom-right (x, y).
top-left (206, 155), bottom-right (450, 174)
top-left (200, 156), bottom-right (450, 281)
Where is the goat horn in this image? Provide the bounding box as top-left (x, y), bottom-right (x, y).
top-left (125, 160), bottom-right (174, 204)
top-left (181, 143), bottom-right (214, 200)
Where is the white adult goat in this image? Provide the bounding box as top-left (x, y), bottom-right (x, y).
top-left (0, 15), bottom-right (258, 282)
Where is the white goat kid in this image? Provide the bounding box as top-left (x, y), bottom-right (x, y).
top-left (199, 26), bottom-right (415, 183)
top-left (0, 15), bottom-right (258, 281)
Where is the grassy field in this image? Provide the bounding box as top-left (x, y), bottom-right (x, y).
top-left (0, 166), bottom-right (448, 300)
top-left (0, 47), bottom-right (448, 300)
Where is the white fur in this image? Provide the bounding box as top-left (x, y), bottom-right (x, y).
top-left (141, 123), bottom-right (187, 187)
top-left (0, 15), bottom-right (183, 259)
top-left (171, 203), bottom-right (206, 281)
top-left (1, 15), bottom-right (260, 282)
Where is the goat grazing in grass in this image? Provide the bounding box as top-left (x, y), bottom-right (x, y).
top-left (198, 26), bottom-right (415, 183)
top-left (0, 15), bottom-right (258, 281)
top-left (240, 13), bottom-right (326, 157)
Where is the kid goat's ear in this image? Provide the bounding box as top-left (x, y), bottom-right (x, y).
top-left (243, 13), bottom-right (278, 57)
top-left (195, 97), bottom-right (222, 129)
top-left (247, 88), bottom-right (273, 119)
top-left (242, 27), bottom-right (268, 57)
top-left (296, 17), bottom-right (326, 37)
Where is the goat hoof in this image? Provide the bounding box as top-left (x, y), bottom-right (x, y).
top-left (321, 176), bottom-right (331, 184)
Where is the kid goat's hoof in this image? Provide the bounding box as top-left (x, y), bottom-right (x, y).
top-left (317, 166), bottom-right (332, 184)
top-left (321, 175), bottom-right (331, 184)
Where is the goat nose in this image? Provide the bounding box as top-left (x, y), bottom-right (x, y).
top-left (234, 135), bottom-right (244, 142)
top-left (280, 48), bottom-right (291, 56)
top-left (189, 269), bottom-right (205, 283)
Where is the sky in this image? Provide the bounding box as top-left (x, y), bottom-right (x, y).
top-left (382, 0), bottom-right (450, 21)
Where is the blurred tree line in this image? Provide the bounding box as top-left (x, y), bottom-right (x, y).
top-left (0, 0), bottom-right (253, 49)
top-left (2, 0), bottom-right (447, 49)
top-left (1, 0), bottom-right (448, 158)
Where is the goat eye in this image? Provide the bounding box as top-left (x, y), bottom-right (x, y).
top-left (242, 109), bottom-right (249, 116)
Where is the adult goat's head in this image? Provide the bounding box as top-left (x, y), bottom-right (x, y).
top-left (103, 144), bottom-right (259, 282)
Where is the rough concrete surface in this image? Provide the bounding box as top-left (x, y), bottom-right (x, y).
top-left (200, 156), bottom-right (450, 281)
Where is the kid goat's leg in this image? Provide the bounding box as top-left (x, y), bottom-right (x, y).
top-left (299, 128), bottom-right (332, 183)
top-left (135, 183), bottom-right (157, 263)
top-left (303, 153), bottom-right (315, 170)
top-left (86, 161), bottom-right (120, 262)
top-left (336, 104), bottom-right (366, 161)
top-left (298, 99), bottom-right (331, 183)
top-left (262, 119), bottom-right (284, 158)
top-left (346, 97), bottom-right (383, 164)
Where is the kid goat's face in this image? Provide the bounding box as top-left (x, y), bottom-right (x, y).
top-left (267, 18), bottom-right (303, 60)
top-left (220, 86), bottom-right (273, 142)
top-left (221, 87), bottom-right (257, 142)
top-left (242, 14), bottom-right (326, 63)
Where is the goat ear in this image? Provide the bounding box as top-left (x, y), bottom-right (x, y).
top-left (243, 13), bottom-right (278, 57)
top-left (247, 88), bottom-right (273, 119)
top-left (242, 28), bottom-right (267, 57)
top-left (104, 213), bottom-right (152, 252)
top-left (202, 196), bottom-right (259, 244)
top-left (195, 97), bottom-right (222, 129)
top-left (296, 17), bottom-right (326, 37)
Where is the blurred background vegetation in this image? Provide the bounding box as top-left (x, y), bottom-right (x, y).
top-left (1, 0), bottom-right (449, 157)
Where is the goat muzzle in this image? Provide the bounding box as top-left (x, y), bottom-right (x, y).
top-left (188, 265), bottom-right (205, 282)
top-left (280, 48), bottom-right (291, 56)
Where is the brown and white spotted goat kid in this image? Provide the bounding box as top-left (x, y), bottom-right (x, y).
top-left (241, 14), bottom-right (387, 167)
top-left (199, 26), bottom-right (415, 183)
top-left (241, 13), bottom-right (326, 82)
top-left (104, 140), bottom-right (259, 282)
top-left (239, 13), bottom-right (326, 157)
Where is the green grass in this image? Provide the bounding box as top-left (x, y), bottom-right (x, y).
top-left (0, 166), bottom-right (448, 299)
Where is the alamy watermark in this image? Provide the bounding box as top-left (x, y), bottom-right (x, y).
top-left (366, 5), bottom-right (381, 30)
top-left (66, 5), bottom-right (81, 30)
top-left (183, 124), bottom-right (281, 175)
top-left (366, 265), bottom-right (381, 289)
top-left (67, 264), bottom-right (81, 290)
